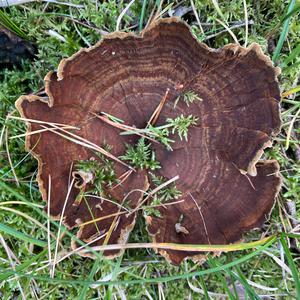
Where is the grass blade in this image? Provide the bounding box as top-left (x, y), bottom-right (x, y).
top-left (0, 9), bottom-right (27, 39)
top-left (139, 0), bottom-right (148, 32)
top-left (282, 44), bottom-right (300, 67)
top-left (0, 223), bottom-right (47, 247)
top-left (0, 181), bottom-right (107, 260)
top-left (272, 0), bottom-right (296, 62)
top-left (211, 0), bottom-right (227, 22)
top-left (280, 3), bottom-right (300, 23)
top-left (234, 266), bottom-right (260, 300)
top-left (105, 254), bottom-right (124, 300)
top-left (5, 236), bottom-right (276, 286)
top-left (82, 235), bottom-right (276, 253)
top-left (207, 256), bottom-right (237, 300)
top-left (0, 249), bottom-right (47, 281)
top-left (282, 85), bottom-right (300, 97)
top-left (285, 107), bottom-right (300, 150)
top-left (280, 235), bottom-right (300, 297)
top-left (198, 275), bottom-right (211, 299)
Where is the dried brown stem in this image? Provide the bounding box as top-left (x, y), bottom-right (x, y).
top-left (148, 88), bottom-right (170, 126)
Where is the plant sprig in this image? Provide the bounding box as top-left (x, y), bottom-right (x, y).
top-left (174, 90), bottom-right (203, 108)
top-left (144, 173), bottom-right (182, 217)
top-left (150, 173), bottom-right (182, 202)
top-left (120, 138), bottom-right (161, 170)
top-left (75, 149), bottom-right (118, 196)
top-left (166, 114), bottom-right (198, 141)
top-left (121, 114), bottom-right (198, 150)
top-left (143, 196), bottom-right (164, 218)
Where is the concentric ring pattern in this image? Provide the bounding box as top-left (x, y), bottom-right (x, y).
top-left (16, 18), bottom-right (281, 264)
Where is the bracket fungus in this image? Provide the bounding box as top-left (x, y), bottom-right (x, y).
top-left (16, 18), bottom-right (281, 264)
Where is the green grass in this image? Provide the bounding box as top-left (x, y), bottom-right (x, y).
top-left (0, 0), bottom-right (299, 299)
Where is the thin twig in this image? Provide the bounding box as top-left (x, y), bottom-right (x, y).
top-left (0, 234), bottom-right (26, 300)
top-left (40, 124), bottom-right (133, 170)
top-left (84, 194), bottom-right (131, 213)
top-left (116, 0), bottom-right (136, 31)
top-left (215, 18), bottom-right (239, 44)
top-left (231, 162), bottom-right (257, 191)
top-left (8, 115), bottom-right (79, 129)
top-left (9, 125), bottom-right (78, 139)
top-left (286, 108), bottom-right (300, 150)
top-left (148, 88), bottom-right (170, 126)
top-left (111, 169), bottom-right (133, 190)
top-left (56, 15), bottom-right (108, 35)
top-left (204, 20), bottom-right (253, 41)
top-left (0, 0), bottom-right (84, 8)
top-left (18, 233), bottom-right (107, 277)
top-left (50, 178), bottom-right (75, 278)
top-left (5, 129), bottom-right (19, 187)
top-left (79, 198), bottom-right (184, 227)
top-left (58, 232), bottom-right (107, 262)
top-left (242, 0), bottom-right (248, 47)
top-left (130, 175), bottom-right (179, 215)
top-left (94, 113), bottom-right (158, 143)
top-left (69, 5), bottom-right (91, 47)
top-left (47, 175), bottom-right (52, 275)
top-left (188, 193), bottom-right (211, 244)
top-left (190, 0), bottom-right (204, 35)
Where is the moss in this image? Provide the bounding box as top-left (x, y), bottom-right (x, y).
top-left (0, 0), bottom-right (299, 298)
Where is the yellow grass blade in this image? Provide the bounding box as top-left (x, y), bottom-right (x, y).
top-left (82, 235), bottom-right (276, 253)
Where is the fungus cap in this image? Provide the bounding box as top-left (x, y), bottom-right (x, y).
top-left (16, 17), bottom-right (281, 264)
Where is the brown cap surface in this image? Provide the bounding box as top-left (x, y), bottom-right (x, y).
top-left (16, 18), bottom-right (281, 263)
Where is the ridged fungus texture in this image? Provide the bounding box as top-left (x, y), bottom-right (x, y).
top-left (16, 18), bottom-right (281, 264)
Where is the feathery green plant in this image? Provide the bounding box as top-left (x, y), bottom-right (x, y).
top-left (174, 90), bottom-right (203, 108)
top-left (120, 138), bottom-right (161, 170)
top-left (143, 173), bottom-right (182, 217)
top-left (150, 173), bottom-right (182, 202)
top-left (75, 150), bottom-right (117, 196)
top-left (121, 114), bottom-right (198, 150)
top-left (166, 114), bottom-right (198, 140)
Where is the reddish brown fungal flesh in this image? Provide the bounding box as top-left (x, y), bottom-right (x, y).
top-left (16, 18), bottom-right (281, 264)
